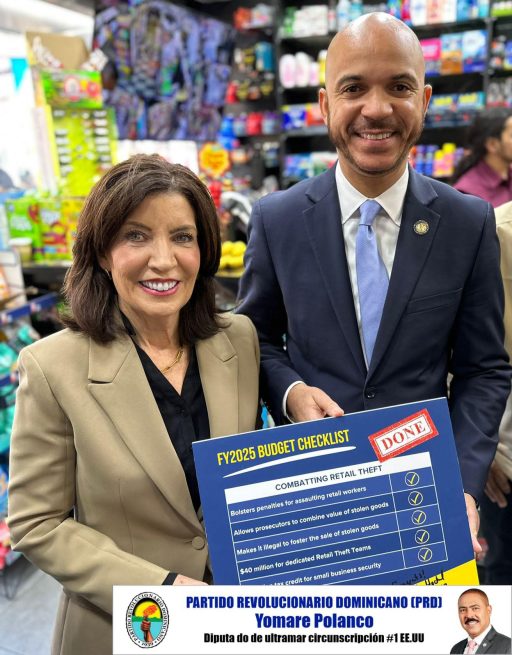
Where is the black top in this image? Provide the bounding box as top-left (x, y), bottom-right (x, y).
top-left (134, 342), bottom-right (210, 513)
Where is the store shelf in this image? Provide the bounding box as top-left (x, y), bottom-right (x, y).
top-left (0, 292), bottom-right (58, 327)
top-left (280, 85), bottom-right (320, 92)
top-left (279, 33), bottom-right (334, 47)
top-left (237, 25), bottom-right (274, 37)
top-left (422, 122), bottom-right (473, 130)
top-left (0, 292), bottom-right (59, 388)
top-left (236, 133), bottom-right (281, 139)
top-left (224, 98), bottom-right (276, 109)
top-left (22, 262), bottom-right (71, 273)
top-left (283, 125), bottom-right (328, 138)
top-left (411, 17), bottom-right (488, 32)
top-left (426, 71), bottom-right (485, 81)
top-left (489, 68), bottom-right (512, 77)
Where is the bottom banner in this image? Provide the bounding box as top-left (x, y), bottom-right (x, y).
top-left (113, 585), bottom-right (512, 654)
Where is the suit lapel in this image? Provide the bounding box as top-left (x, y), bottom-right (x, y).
top-left (303, 168), bottom-right (366, 376)
top-left (196, 328), bottom-right (239, 438)
top-left (368, 170), bottom-right (441, 376)
top-left (87, 335), bottom-right (201, 532)
top-left (479, 627), bottom-right (497, 653)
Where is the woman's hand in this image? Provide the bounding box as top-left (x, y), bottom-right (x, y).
top-left (173, 574), bottom-right (208, 585)
top-left (485, 460), bottom-right (511, 508)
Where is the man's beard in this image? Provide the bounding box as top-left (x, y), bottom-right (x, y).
top-left (326, 116), bottom-right (425, 177)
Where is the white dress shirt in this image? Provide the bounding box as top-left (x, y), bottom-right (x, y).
top-left (283, 163), bottom-right (409, 417)
top-left (335, 163), bottom-right (408, 335)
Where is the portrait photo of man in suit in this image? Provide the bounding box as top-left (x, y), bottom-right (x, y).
top-left (238, 12), bottom-right (511, 553)
top-left (451, 589), bottom-right (511, 654)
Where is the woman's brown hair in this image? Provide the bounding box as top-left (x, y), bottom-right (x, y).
top-left (61, 154), bottom-right (223, 344)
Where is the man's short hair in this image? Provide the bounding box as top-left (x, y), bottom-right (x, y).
top-left (459, 589), bottom-right (490, 605)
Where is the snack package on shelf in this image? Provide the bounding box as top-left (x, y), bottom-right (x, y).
top-left (4, 196), bottom-right (44, 261)
top-left (0, 343), bottom-right (18, 455)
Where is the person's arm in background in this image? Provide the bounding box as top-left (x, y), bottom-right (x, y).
top-left (8, 349), bottom-right (204, 618)
top-left (237, 199), bottom-right (342, 424)
top-left (448, 203), bottom-right (511, 553)
top-left (484, 208), bottom-right (512, 508)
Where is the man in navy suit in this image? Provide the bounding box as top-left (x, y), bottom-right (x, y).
top-left (451, 589), bottom-right (511, 654)
top-left (238, 13), bottom-right (511, 553)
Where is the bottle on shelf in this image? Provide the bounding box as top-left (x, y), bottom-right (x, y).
top-left (336, 0), bottom-right (351, 30)
top-left (349, 0), bottom-right (364, 21)
top-left (328, 0), bottom-right (337, 32)
top-left (318, 50), bottom-right (327, 86)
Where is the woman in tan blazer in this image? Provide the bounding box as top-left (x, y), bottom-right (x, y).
top-left (7, 155), bottom-right (260, 655)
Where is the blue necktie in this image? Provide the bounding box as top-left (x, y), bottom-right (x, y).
top-left (356, 199), bottom-right (389, 365)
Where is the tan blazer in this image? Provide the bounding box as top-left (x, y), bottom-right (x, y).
top-left (7, 313), bottom-right (259, 655)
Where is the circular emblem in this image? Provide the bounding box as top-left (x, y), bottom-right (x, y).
top-left (413, 220), bottom-right (429, 235)
top-left (126, 592), bottom-right (169, 648)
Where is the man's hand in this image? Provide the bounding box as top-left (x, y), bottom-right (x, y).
top-left (464, 492), bottom-right (482, 559)
top-left (173, 574), bottom-right (207, 585)
top-left (484, 460), bottom-right (511, 508)
top-left (287, 383), bottom-right (344, 422)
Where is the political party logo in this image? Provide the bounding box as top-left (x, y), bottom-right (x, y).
top-left (126, 592), bottom-right (169, 648)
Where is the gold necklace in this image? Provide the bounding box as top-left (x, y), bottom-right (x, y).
top-left (159, 347), bottom-right (184, 374)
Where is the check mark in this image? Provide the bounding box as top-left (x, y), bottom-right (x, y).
top-left (412, 510), bottom-right (426, 525)
top-left (405, 472), bottom-right (420, 487)
top-left (418, 547), bottom-right (433, 562)
top-left (415, 529), bottom-right (430, 544)
top-left (408, 491), bottom-right (424, 506)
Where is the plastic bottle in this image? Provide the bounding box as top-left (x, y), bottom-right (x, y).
top-left (318, 50), bottom-right (328, 86)
top-left (433, 149), bottom-right (445, 178)
top-left (414, 145), bottom-right (426, 174)
top-left (328, 0), bottom-right (338, 32)
top-left (350, 0), bottom-right (363, 21)
top-left (443, 142), bottom-right (457, 176)
top-left (336, 0), bottom-right (351, 30)
top-left (424, 145), bottom-right (437, 177)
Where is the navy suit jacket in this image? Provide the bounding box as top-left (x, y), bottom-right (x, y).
top-left (451, 627), bottom-right (512, 653)
top-left (238, 166), bottom-right (511, 501)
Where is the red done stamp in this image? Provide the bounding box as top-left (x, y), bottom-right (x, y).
top-left (369, 409), bottom-right (439, 462)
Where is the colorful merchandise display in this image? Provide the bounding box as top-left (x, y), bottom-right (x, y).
top-left (284, 152), bottom-right (338, 182)
top-left (421, 30), bottom-right (487, 76)
top-left (425, 91), bottom-right (486, 127)
top-left (39, 70), bottom-right (103, 109)
top-left (282, 103), bottom-right (324, 131)
top-left (0, 324), bottom-right (38, 455)
top-left (219, 240), bottom-right (247, 271)
top-left (48, 107), bottom-right (116, 197)
top-left (233, 3), bottom-right (275, 29)
top-left (227, 42), bottom-right (275, 103)
top-left (95, 2), bottom-right (235, 141)
top-left (279, 51), bottom-right (324, 89)
top-left (3, 196), bottom-right (44, 261)
top-left (25, 31), bottom-right (117, 198)
top-left (409, 143), bottom-right (465, 178)
top-left (280, 4), bottom-right (330, 37)
top-left (4, 194), bottom-right (84, 262)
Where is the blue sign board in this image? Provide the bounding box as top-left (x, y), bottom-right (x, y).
top-left (193, 398), bottom-right (478, 586)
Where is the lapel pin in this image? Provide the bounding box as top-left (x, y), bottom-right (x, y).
top-left (413, 220), bottom-right (429, 235)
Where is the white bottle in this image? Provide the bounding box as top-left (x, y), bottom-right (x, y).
top-left (336, 0), bottom-right (350, 30)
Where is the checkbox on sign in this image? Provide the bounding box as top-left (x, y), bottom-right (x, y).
top-left (408, 491), bottom-right (424, 506)
top-left (418, 547), bottom-right (433, 562)
top-left (405, 471), bottom-right (420, 486)
top-left (415, 529), bottom-right (430, 544)
top-left (412, 510), bottom-right (427, 525)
